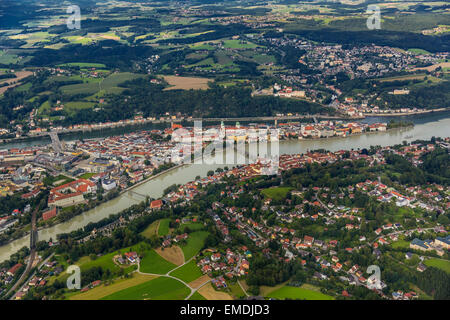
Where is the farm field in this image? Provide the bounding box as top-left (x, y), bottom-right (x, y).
top-left (223, 39), bottom-right (259, 49)
top-left (155, 246), bottom-right (185, 266)
top-left (188, 274), bottom-right (211, 289)
top-left (180, 231), bottom-right (209, 260)
top-left (69, 273), bottom-right (158, 300)
top-left (0, 70), bottom-right (33, 94)
top-left (267, 285), bottom-right (335, 300)
top-left (169, 260), bottom-right (203, 283)
top-left (424, 258), bottom-right (450, 273)
top-left (197, 283), bottom-right (233, 300)
top-left (101, 276), bottom-right (190, 300)
top-left (139, 249), bottom-right (177, 274)
top-left (163, 75), bottom-right (211, 90)
top-left (57, 62), bottom-right (107, 68)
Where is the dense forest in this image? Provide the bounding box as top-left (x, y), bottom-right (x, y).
top-left (61, 79), bottom-right (333, 124)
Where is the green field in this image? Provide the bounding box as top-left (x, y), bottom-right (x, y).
top-left (169, 260), bottom-right (203, 283)
top-left (141, 220), bottom-right (160, 239)
top-left (0, 50), bottom-right (20, 64)
top-left (267, 285), bottom-right (334, 300)
top-left (58, 62), bottom-right (107, 68)
top-left (178, 222), bottom-right (205, 233)
top-left (188, 291), bottom-right (206, 300)
top-left (139, 249), bottom-right (177, 274)
top-left (408, 48), bottom-right (431, 55)
top-left (181, 231), bottom-right (209, 260)
top-left (261, 187), bottom-right (293, 201)
top-left (223, 39), bottom-right (259, 49)
top-left (101, 276), bottom-right (190, 300)
top-left (158, 218), bottom-right (171, 236)
top-left (424, 258), bottom-right (450, 273)
top-left (78, 172), bottom-right (97, 179)
top-left (391, 240), bottom-right (410, 249)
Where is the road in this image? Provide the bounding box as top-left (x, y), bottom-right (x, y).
top-left (11, 253), bottom-right (55, 300)
top-left (5, 209), bottom-right (38, 299)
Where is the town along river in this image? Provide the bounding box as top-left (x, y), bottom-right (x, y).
top-left (0, 112), bottom-right (449, 262)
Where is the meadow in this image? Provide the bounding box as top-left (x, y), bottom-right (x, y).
top-left (169, 260), bottom-right (203, 283)
top-left (69, 273), bottom-right (157, 300)
top-left (261, 187), bottom-right (293, 201)
top-left (139, 249), bottom-right (177, 274)
top-left (267, 285), bottom-right (334, 300)
top-left (157, 218), bottom-right (171, 236)
top-left (180, 231), bottom-right (209, 260)
top-left (101, 276), bottom-right (190, 300)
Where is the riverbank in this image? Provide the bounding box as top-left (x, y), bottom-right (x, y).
top-left (0, 163), bottom-right (186, 249)
top-left (363, 107), bottom-right (450, 117)
top-left (119, 163), bottom-right (186, 196)
top-left (0, 115), bottom-right (448, 263)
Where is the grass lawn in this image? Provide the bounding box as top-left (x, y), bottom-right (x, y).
top-left (261, 187), bottom-right (293, 201)
top-left (424, 258), bottom-right (450, 273)
top-left (227, 281), bottom-right (246, 299)
top-left (169, 260), bottom-right (203, 283)
top-left (78, 172), bottom-right (97, 179)
top-left (267, 285), bottom-right (334, 300)
top-left (139, 249), bottom-right (177, 274)
top-left (158, 218), bottom-right (171, 236)
top-left (141, 220), bottom-right (160, 239)
top-left (181, 231), bottom-right (209, 260)
top-left (101, 276), bottom-right (190, 300)
top-left (391, 240), bottom-right (410, 249)
top-left (223, 39), bottom-right (258, 49)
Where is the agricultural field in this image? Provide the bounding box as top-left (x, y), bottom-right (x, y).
top-left (155, 246), bottom-right (185, 266)
top-left (57, 62), bottom-right (107, 68)
top-left (101, 276), bottom-right (191, 300)
top-left (0, 50), bottom-right (21, 64)
top-left (69, 273), bottom-right (158, 300)
top-left (197, 283), bottom-right (233, 300)
top-left (139, 249), bottom-right (177, 274)
top-left (222, 39), bottom-right (259, 49)
top-left (180, 231), bottom-right (209, 260)
top-left (267, 285), bottom-right (335, 300)
top-left (169, 260), bottom-right (203, 283)
top-left (163, 75), bottom-right (211, 90)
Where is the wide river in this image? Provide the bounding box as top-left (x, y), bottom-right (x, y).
top-left (0, 112), bottom-right (449, 262)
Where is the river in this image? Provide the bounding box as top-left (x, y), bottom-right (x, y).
top-left (0, 112), bottom-right (448, 262)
